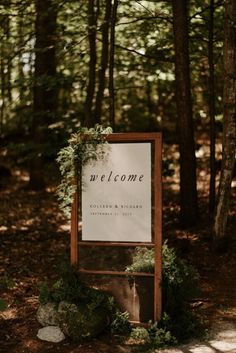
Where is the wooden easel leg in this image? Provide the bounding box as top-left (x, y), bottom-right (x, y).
top-left (70, 191), bottom-right (78, 265)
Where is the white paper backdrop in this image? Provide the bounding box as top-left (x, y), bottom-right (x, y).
top-left (82, 142), bottom-right (151, 242)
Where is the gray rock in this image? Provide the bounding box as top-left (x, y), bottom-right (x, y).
top-left (36, 302), bottom-right (59, 326)
top-left (37, 326), bottom-right (65, 343)
top-left (58, 301), bottom-right (78, 315)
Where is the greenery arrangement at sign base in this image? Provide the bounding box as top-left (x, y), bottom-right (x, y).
top-left (125, 242), bottom-right (204, 348)
top-left (56, 124), bottom-right (112, 217)
top-left (38, 243), bottom-right (204, 347)
top-left (38, 259), bottom-right (117, 341)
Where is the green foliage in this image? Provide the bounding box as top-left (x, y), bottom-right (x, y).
top-left (126, 247), bottom-right (155, 274)
top-left (56, 124), bottom-right (112, 216)
top-left (110, 310), bottom-right (131, 335)
top-left (5, 126), bottom-right (67, 165)
top-left (0, 275), bottom-right (12, 312)
top-left (130, 326), bottom-right (150, 343)
top-left (1, 0), bottom-right (225, 147)
top-left (0, 275), bottom-right (15, 291)
top-left (39, 281), bottom-right (52, 305)
top-left (129, 320), bottom-right (177, 351)
top-left (39, 258), bottom-right (116, 341)
top-left (6, 142), bottom-right (37, 164)
top-left (148, 321), bottom-right (177, 348)
top-left (0, 298), bottom-right (7, 311)
top-left (126, 242), bottom-right (203, 343)
top-left (58, 301), bottom-right (109, 342)
top-left (39, 260), bottom-right (114, 316)
top-left (162, 242), bottom-right (200, 330)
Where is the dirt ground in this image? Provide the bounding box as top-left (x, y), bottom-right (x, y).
top-left (0, 149), bottom-right (236, 353)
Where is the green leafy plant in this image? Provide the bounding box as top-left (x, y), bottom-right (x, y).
top-left (130, 326), bottom-right (150, 344)
top-left (0, 298), bottom-right (7, 311)
top-left (161, 243), bottom-right (203, 341)
top-left (110, 310), bottom-right (131, 335)
top-left (129, 321), bottom-right (177, 352)
top-left (38, 281), bottom-right (52, 304)
top-left (56, 124), bottom-right (112, 216)
top-left (0, 275), bottom-right (15, 291)
top-left (39, 259), bottom-right (116, 325)
top-left (39, 258), bottom-right (118, 342)
top-left (126, 247), bottom-right (155, 274)
top-left (126, 242), bottom-right (203, 344)
top-left (147, 318), bottom-right (177, 347)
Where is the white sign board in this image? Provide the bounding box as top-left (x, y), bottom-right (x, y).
top-left (82, 143), bottom-right (152, 242)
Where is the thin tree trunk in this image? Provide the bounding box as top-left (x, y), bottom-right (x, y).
top-left (33, 0), bottom-right (57, 122)
top-left (94, 0), bottom-right (112, 124)
top-left (84, 0), bottom-right (97, 128)
top-left (213, 0), bottom-right (236, 249)
top-left (0, 45), bottom-right (5, 135)
top-left (172, 0), bottom-right (198, 227)
top-left (6, 3), bottom-right (12, 103)
top-left (0, 0), bottom-right (11, 134)
top-left (29, 0), bottom-right (58, 189)
top-left (208, 0), bottom-right (216, 214)
top-left (16, 14), bottom-right (26, 132)
top-left (108, 0), bottom-right (118, 130)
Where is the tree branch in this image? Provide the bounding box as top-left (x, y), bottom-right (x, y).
top-left (115, 44), bottom-right (174, 62)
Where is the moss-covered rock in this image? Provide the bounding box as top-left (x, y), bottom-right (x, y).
top-left (58, 301), bottom-right (109, 341)
top-left (36, 302), bottom-right (59, 326)
top-left (38, 264), bottom-right (114, 341)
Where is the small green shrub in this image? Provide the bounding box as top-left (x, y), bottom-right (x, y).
top-left (0, 275), bottom-right (15, 291)
top-left (58, 301), bottom-right (109, 341)
top-left (162, 242), bottom-right (199, 311)
top-left (129, 322), bottom-right (177, 352)
top-left (126, 241), bottom-right (203, 344)
top-left (126, 247), bottom-right (155, 274)
top-left (110, 310), bottom-right (131, 335)
top-left (0, 298), bottom-right (7, 311)
top-left (38, 281), bottom-right (52, 304)
top-left (162, 243), bottom-right (202, 341)
top-left (39, 275), bottom-right (85, 306)
top-left (148, 323), bottom-right (177, 347)
top-left (39, 262), bottom-right (113, 314)
top-left (130, 326), bottom-right (150, 344)
top-left (38, 260), bottom-right (119, 341)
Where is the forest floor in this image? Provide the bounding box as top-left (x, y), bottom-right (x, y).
top-left (0, 140), bottom-right (236, 353)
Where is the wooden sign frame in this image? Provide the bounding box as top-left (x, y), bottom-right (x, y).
top-left (70, 132), bottom-right (162, 322)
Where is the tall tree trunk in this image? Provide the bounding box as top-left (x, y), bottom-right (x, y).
top-left (34, 0), bottom-right (57, 122)
top-left (0, 0), bottom-right (11, 134)
top-left (17, 14), bottom-right (26, 132)
top-left (94, 0), bottom-right (112, 124)
top-left (6, 8), bottom-right (12, 103)
top-left (0, 44), bottom-right (5, 135)
top-left (172, 0), bottom-right (198, 227)
top-left (29, 0), bottom-right (58, 189)
top-left (84, 0), bottom-right (97, 128)
top-left (6, 2), bottom-right (12, 104)
top-left (208, 0), bottom-right (216, 214)
top-left (213, 0), bottom-right (236, 249)
top-left (108, 0), bottom-right (118, 130)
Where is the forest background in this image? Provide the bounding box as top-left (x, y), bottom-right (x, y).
top-left (0, 0), bottom-right (236, 352)
top-left (1, 0), bottom-right (235, 244)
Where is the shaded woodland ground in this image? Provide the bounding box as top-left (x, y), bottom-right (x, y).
top-left (0, 138), bottom-right (236, 353)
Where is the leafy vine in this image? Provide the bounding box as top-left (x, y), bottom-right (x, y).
top-left (56, 125), bottom-right (112, 217)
